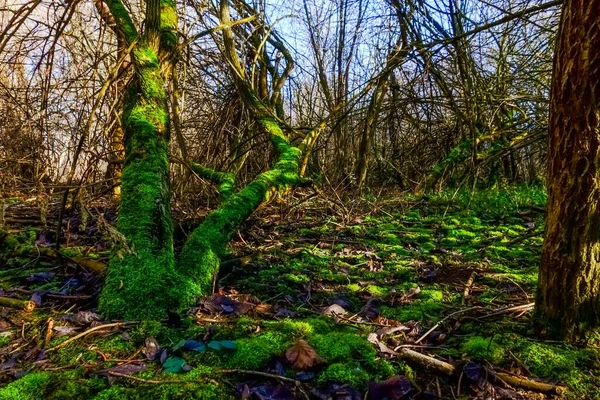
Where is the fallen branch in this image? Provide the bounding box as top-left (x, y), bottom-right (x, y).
top-left (0, 296), bottom-right (35, 312)
top-left (479, 303), bottom-right (534, 319)
top-left (496, 372), bottom-right (566, 395)
top-left (396, 348), bottom-right (456, 375)
top-left (46, 322), bottom-right (138, 352)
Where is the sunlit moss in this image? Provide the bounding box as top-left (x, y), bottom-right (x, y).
top-left (223, 332), bottom-right (289, 370)
top-left (461, 335), bottom-right (506, 364)
top-left (318, 362), bottom-right (371, 387)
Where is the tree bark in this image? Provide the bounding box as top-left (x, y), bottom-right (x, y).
top-left (536, 0), bottom-right (600, 340)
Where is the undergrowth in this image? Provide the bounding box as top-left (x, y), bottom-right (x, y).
top-left (1, 185), bottom-right (598, 399)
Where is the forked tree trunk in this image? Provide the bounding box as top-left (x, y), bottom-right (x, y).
top-left (536, 0), bottom-right (600, 340)
top-left (98, 0), bottom-right (319, 320)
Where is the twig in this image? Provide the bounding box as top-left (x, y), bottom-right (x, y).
top-left (218, 369), bottom-right (300, 384)
top-left (506, 231), bottom-right (541, 246)
top-left (416, 307), bottom-right (480, 344)
top-left (496, 372), bottom-right (566, 394)
top-left (107, 371), bottom-right (219, 386)
top-left (43, 318), bottom-right (54, 348)
top-left (461, 271), bottom-right (477, 306)
top-left (46, 322), bottom-right (138, 352)
top-left (479, 303), bottom-right (534, 319)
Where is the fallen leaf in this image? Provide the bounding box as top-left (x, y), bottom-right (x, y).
top-left (183, 340), bottom-right (206, 352)
top-left (240, 384), bottom-right (251, 399)
top-left (295, 371), bottom-right (315, 381)
top-left (27, 272), bottom-right (55, 282)
top-left (30, 292), bottom-right (43, 307)
top-left (70, 311), bottom-right (102, 326)
top-left (200, 294), bottom-right (254, 315)
top-left (376, 325), bottom-right (411, 337)
top-left (172, 339), bottom-right (186, 351)
top-left (97, 362), bottom-right (146, 384)
top-left (313, 384), bottom-right (361, 400)
top-left (360, 298), bottom-right (381, 320)
top-left (285, 339), bottom-right (323, 370)
top-left (394, 287), bottom-right (421, 304)
top-left (143, 337), bottom-right (160, 360)
top-left (208, 340), bottom-right (222, 351)
top-left (53, 326), bottom-right (78, 336)
top-left (220, 340), bottom-right (237, 350)
top-left (322, 304), bottom-right (347, 317)
top-left (158, 348), bottom-right (168, 364)
top-left (248, 384), bottom-right (295, 400)
top-left (163, 357), bottom-right (186, 373)
top-left (367, 333), bottom-right (397, 355)
top-left (328, 296), bottom-right (354, 310)
top-left (464, 361), bottom-right (487, 388)
top-left (367, 375), bottom-right (414, 400)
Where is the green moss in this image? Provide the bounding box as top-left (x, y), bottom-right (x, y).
top-left (311, 332), bottom-right (372, 362)
top-left (0, 372), bottom-right (51, 400)
top-left (0, 334), bottom-right (12, 347)
top-left (224, 332), bottom-right (289, 370)
top-left (364, 285), bottom-right (387, 296)
top-left (0, 371), bottom-right (107, 400)
top-left (381, 300), bottom-right (444, 322)
top-left (419, 289), bottom-right (444, 301)
top-left (461, 336), bottom-right (506, 364)
top-left (318, 362), bottom-right (371, 387)
top-left (177, 120), bottom-right (306, 302)
top-left (188, 162), bottom-right (235, 200)
top-left (347, 283), bottom-right (361, 292)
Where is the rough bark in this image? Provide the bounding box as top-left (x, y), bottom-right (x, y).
top-left (536, 0), bottom-right (600, 340)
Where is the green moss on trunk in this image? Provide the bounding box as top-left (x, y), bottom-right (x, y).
top-left (177, 128), bottom-right (304, 300)
top-left (99, 45), bottom-right (180, 320)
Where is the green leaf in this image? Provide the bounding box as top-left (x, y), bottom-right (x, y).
top-left (184, 340), bottom-right (206, 352)
top-left (220, 340), bottom-right (237, 350)
top-left (208, 340), bottom-right (222, 351)
top-left (163, 357), bottom-right (185, 373)
top-left (172, 339), bottom-right (186, 352)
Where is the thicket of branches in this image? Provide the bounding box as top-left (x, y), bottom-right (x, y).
top-left (0, 0), bottom-right (559, 206)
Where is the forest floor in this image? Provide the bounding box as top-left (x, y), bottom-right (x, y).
top-left (0, 186), bottom-right (598, 399)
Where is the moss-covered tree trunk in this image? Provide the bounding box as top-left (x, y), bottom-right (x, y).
top-left (99, 0), bottom-right (181, 319)
top-left (97, 0), bottom-right (320, 320)
top-left (536, 0), bottom-right (600, 340)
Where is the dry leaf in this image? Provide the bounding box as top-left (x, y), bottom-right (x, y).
top-left (322, 304), bottom-right (347, 316)
top-left (285, 339), bottom-right (323, 370)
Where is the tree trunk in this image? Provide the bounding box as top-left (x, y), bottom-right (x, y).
top-left (99, 44), bottom-right (180, 319)
top-left (97, 0), bottom-right (320, 320)
top-left (98, 0), bottom-right (181, 320)
top-left (536, 0), bottom-right (600, 341)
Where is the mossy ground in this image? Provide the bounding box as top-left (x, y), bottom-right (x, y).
top-left (0, 186), bottom-right (598, 399)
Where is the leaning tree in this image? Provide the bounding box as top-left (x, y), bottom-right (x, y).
top-left (97, 0), bottom-right (324, 320)
top-left (536, 0), bottom-right (600, 340)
